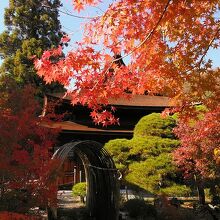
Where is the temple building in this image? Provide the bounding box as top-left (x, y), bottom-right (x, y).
top-left (43, 93), bottom-right (170, 188)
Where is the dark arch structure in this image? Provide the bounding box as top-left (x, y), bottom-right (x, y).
top-left (51, 140), bottom-right (119, 220)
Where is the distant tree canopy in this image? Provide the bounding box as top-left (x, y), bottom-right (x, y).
top-left (0, 0), bottom-right (65, 93)
top-left (105, 113), bottom-right (190, 196)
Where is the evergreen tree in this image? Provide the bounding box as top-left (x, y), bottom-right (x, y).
top-left (0, 0), bottom-right (65, 93)
top-left (105, 113), bottom-right (190, 196)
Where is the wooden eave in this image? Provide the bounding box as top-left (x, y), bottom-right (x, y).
top-left (42, 121), bottom-right (133, 134)
top-left (47, 93), bottom-right (172, 108)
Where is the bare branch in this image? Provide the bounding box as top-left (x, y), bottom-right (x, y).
top-left (42, 3), bottom-right (100, 20)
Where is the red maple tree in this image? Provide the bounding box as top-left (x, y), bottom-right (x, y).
top-left (0, 81), bottom-right (59, 215)
top-left (174, 106), bottom-right (220, 178)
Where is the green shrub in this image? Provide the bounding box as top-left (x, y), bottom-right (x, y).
top-left (134, 113), bottom-right (176, 139)
top-left (72, 182), bottom-right (87, 203)
top-left (160, 184), bottom-right (191, 197)
top-left (104, 113), bottom-right (185, 195)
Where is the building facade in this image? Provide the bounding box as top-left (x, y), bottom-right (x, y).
top-left (43, 93), bottom-right (170, 188)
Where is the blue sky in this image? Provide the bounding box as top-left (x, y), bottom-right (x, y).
top-left (0, 0), bottom-right (111, 46)
top-left (0, 0), bottom-right (112, 61)
top-left (0, 0), bottom-right (220, 67)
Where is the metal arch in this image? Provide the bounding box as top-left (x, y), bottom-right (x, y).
top-left (52, 140), bottom-right (119, 220)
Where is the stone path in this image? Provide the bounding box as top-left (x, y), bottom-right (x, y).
top-left (58, 190), bottom-right (77, 209)
top-left (57, 190), bottom-right (85, 220)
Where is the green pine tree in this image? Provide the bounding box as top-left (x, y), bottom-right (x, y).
top-left (0, 0), bottom-right (65, 93)
top-left (105, 113), bottom-right (190, 196)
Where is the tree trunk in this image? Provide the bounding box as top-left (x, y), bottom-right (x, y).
top-left (210, 185), bottom-right (220, 205)
top-left (125, 185), bottom-right (128, 201)
top-left (80, 196), bottom-right (85, 203)
top-left (47, 206), bottom-right (57, 220)
top-left (197, 185), bottom-right (205, 204)
top-left (194, 175), bottom-right (205, 204)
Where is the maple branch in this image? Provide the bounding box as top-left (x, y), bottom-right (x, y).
top-left (183, 23), bottom-right (220, 74)
top-left (99, 0), bottom-right (172, 80)
top-left (62, 25), bottom-right (78, 33)
top-left (110, 0), bottom-right (172, 64)
top-left (42, 3), bottom-right (100, 19)
top-left (90, 0), bottom-right (172, 91)
top-left (91, 5), bottom-right (105, 14)
top-left (197, 25), bottom-right (220, 67)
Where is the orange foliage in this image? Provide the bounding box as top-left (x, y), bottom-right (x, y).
top-left (34, 0), bottom-right (220, 125)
